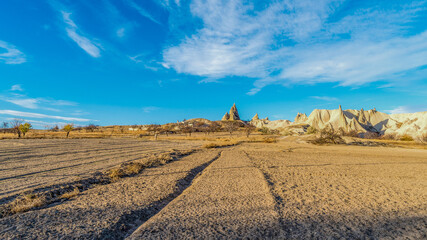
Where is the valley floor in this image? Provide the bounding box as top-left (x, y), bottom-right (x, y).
top-left (0, 139), bottom-right (426, 239)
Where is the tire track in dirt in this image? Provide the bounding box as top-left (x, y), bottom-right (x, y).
top-left (0, 149), bottom-right (221, 239)
top-left (243, 150), bottom-right (288, 235)
top-left (128, 148), bottom-right (282, 239)
top-left (99, 151), bottom-right (223, 239)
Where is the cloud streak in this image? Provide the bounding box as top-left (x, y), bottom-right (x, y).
top-left (0, 40), bottom-right (26, 64)
top-left (11, 84), bottom-right (23, 91)
top-left (0, 110), bottom-right (91, 122)
top-left (61, 11), bottom-right (102, 58)
top-left (311, 96), bottom-right (339, 101)
top-left (126, 0), bottom-right (161, 25)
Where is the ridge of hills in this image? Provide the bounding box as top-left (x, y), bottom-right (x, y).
top-left (250, 105), bottom-right (427, 139)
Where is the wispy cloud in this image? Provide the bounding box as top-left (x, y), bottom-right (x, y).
top-left (5, 98), bottom-right (39, 109)
top-left (126, 0), bottom-right (161, 25)
top-left (385, 105), bottom-right (427, 114)
top-left (1, 86), bottom-right (78, 111)
top-left (311, 96), bottom-right (339, 101)
top-left (161, 0), bottom-right (427, 94)
top-left (0, 40), bottom-right (26, 64)
top-left (142, 106), bottom-right (160, 113)
top-left (0, 110), bottom-right (91, 122)
top-left (61, 11), bottom-right (102, 58)
top-left (11, 84), bottom-right (23, 91)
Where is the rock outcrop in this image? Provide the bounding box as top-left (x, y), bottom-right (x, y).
top-left (222, 103), bottom-right (240, 121)
top-left (229, 103), bottom-right (240, 120)
top-left (222, 112), bottom-right (230, 121)
top-left (294, 113), bottom-right (308, 123)
top-left (252, 113), bottom-right (259, 121)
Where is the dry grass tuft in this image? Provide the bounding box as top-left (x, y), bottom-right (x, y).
top-left (124, 162), bottom-right (144, 175)
top-left (109, 168), bottom-right (126, 181)
top-left (10, 193), bottom-right (47, 214)
top-left (203, 140), bottom-right (240, 148)
top-left (59, 188), bottom-right (80, 199)
top-left (310, 129), bottom-right (345, 145)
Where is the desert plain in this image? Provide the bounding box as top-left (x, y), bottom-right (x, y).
top-left (0, 134), bottom-right (426, 239)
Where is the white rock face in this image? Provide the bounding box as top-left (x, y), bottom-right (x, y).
top-left (386, 112), bottom-right (427, 138)
top-left (249, 106), bottom-right (427, 139)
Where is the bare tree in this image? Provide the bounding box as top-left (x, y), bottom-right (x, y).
top-left (84, 124), bottom-right (98, 132)
top-left (147, 124), bottom-right (162, 140)
top-left (207, 122), bottom-right (221, 135)
top-left (223, 121), bottom-right (239, 136)
top-left (244, 124), bottom-right (256, 138)
top-left (1, 122), bottom-right (9, 133)
top-left (51, 125), bottom-right (59, 132)
top-left (10, 119), bottom-right (24, 138)
top-left (181, 123), bottom-right (194, 137)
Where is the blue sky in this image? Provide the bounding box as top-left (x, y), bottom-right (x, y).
top-left (1, 0), bottom-right (427, 128)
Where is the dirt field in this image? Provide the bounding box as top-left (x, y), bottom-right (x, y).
top-left (0, 139), bottom-right (202, 200)
top-left (0, 138), bottom-right (426, 239)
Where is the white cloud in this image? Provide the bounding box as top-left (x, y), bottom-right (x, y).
top-left (0, 110), bottom-right (91, 122)
top-left (1, 95), bottom-right (77, 110)
top-left (61, 11), bottom-right (101, 58)
top-left (11, 84), bottom-right (23, 91)
top-left (5, 98), bottom-right (39, 109)
top-left (279, 31), bottom-right (427, 86)
top-left (311, 96), bottom-right (339, 101)
top-left (126, 0), bottom-right (161, 25)
top-left (0, 40), bottom-right (26, 64)
top-left (385, 105), bottom-right (427, 114)
top-left (142, 106), bottom-right (160, 113)
top-left (161, 0), bottom-right (427, 94)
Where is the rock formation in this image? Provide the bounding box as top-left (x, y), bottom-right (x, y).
top-left (229, 103), bottom-right (240, 120)
top-left (252, 113), bottom-right (259, 121)
top-left (221, 112), bottom-right (230, 121)
top-left (294, 113), bottom-right (308, 123)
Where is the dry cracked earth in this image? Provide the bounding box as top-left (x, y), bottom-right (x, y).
top-left (0, 139), bottom-right (426, 239)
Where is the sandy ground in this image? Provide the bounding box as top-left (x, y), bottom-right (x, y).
top-left (129, 149), bottom-right (281, 239)
top-left (0, 139), bottom-right (201, 200)
top-left (0, 149), bottom-right (220, 239)
top-left (1, 138), bottom-right (426, 239)
top-left (243, 142), bottom-right (427, 239)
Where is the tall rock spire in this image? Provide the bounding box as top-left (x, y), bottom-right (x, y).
top-left (229, 103), bottom-right (240, 120)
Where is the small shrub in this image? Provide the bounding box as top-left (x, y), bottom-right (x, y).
top-left (306, 126), bottom-right (318, 134)
top-left (400, 134), bottom-right (414, 141)
top-left (310, 128), bottom-right (344, 145)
